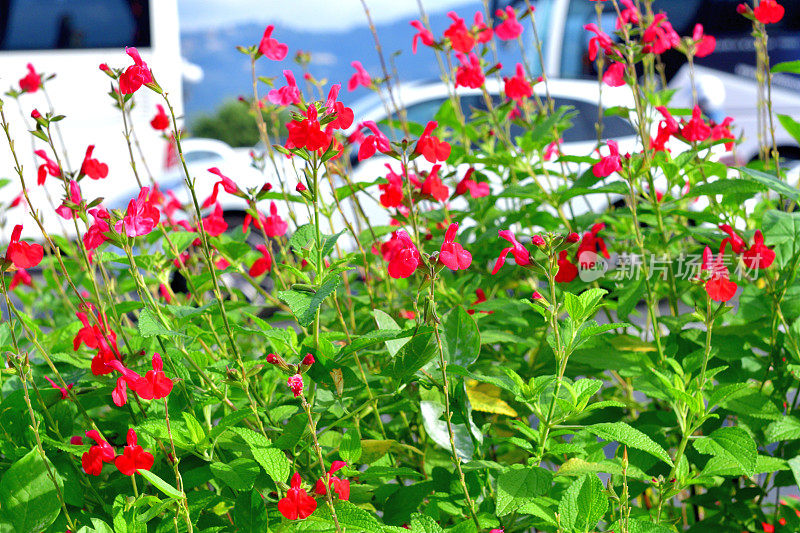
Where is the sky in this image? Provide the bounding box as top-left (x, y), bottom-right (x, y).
top-left (178, 0), bottom-right (477, 32)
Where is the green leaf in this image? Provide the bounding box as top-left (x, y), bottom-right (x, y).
top-left (765, 416), bottom-right (800, 444)
top-left (137, 308), bottom-right (186, 338)
top-left (772, 60), bottom-right (800, 74)
top-left (0, 449), bottom-right (63, 533)
top-left (388, 331), bottom-right (437, 383)
top-left (558, 474), bottom-right (608, 532)
top-left (586, 422), bottom-right (673, 466)
top-left (230, 427), bottom-right (289, 485)
top-left (788, 456), bottom-right (800, 490)
top-left (288, 224), bottom-right (316, 254)
top-left (210, 458), bottom-right (260, 491)
top-left (373, 309), bottom-right (410, 357)
top-left (409, 513), bottom-right (444, 533)
top-left (738, 167), bottom-right (800, 202)
top-left (442, 306), bottom-right (481, 368)
top-left (234, 490), bottom-right (267, 531)
top-left (495, 465), bottom-right (553, 516)
top-left (420, 400), bottom-right (476, 461)
top-left (138, 469), bottom-right (185, 499)
top-left (309, 500), bottom-right (385, 532)
top-left (340, 430), bottom-right (362, 463)
top-left (693, 426), bottom-right (757, 477)
top-left (778, 114), bottom-right (800, 146)
top-left (277, 271), bottom-right (343, 327)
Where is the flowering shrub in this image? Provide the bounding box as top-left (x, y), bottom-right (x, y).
top-left (2, 1), bottom-right (800, 532)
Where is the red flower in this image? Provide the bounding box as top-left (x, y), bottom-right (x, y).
top-left (555, 250), bottom-right (579, 283)
top-left (410, 20), bottom-right (435, 53)
top-left (119, 47), bottom-right (154, 95)
top-left (642, 14), bottom-right (680, 55)
top-left (258, 25), bottom-right (288, 60)
top-left (400, 310), bottom-right (416, 319)
top-left (109, 353), bottom-right (174, 401)
top-left (80, 145), bottom-right (109, 180)
top-left (6, 224), bottom-right (43, 270)
top-left (692, 24), bottom-right (716, 57)
top-left (494, 7), bottom-right (523, 41)
top-left (356, 121), bottom-right (392, 161)
top-left (34, 150), bottom-right (61, 185)
top-left (455, 52), bottom-right (485, 89)
top-left (314, 461), bottom-right (351, 501)
top-left (455, 168), bottom-right (490, 198)
top-left (680, 106), bottom-right (712, 143)
top-left (19, 63), bottom-right (41, 93)
top-left (762, 523), bottom-right (775, 533)
top-left (754, 1), bottom-right (784, 24)
top-left (249, 244), bottom-right (273, 277)
top-left (603, 62), bottom-right (626, 87)
top-left (82, 430), bottom-right (115, 476)
top-left (492, 230), bottom-right (530, 274)
top-left (44, 376), bottom-right (73, 400)
top-left (380, 165), bottom-right (405, 208)
top-left (56, 180), bottom-right (82, 220)
top-left (468, 288), bottom-right (493, 315)
top-left (577, 222), bottom-right (610, 259)
top-left (347, 61), bottom-right (372, 92)
top-left (416, 121), bottom-right (451, 163)
top-left (117, 187), bottom-right (161, 237)
top-left (719, 224), bottom-right (746, 254)
top-left (202, 203), bottom-right (228, 237)
top-left (9, 269), bottom-right (32, 290)
top-left (444, 12), bottom-right (475, 54)
top-left (115, 429), bottom-right (155, 476)
top-left (287, 374), bottom-right (304, 397)
top-left (268, 70), bottom-right (301, 106)
top-left (711, 117), bottom-right (735, 150)
top-left (150, 104), bottom-right (170, 130)
top-left (584, 23), bottom-right (614, 61)
top-left (743, 230), bottom-right (775, 269)
top-left (616, 0), bottom-right (639, 28)
top-left (84, 208), bottom-right (112, 250)
top-left (286, 105), bottom-right (330, 152)
top-left (701, 246), bottom-right (738, 302)
top-left (264, 201), bottom-right (288, 237)
top-left (325, 84), bottom-right (354, 130)
top-left (279, 473), bottom-right (318, 520)
top-left (592, 140), bottom-right (621, 178)
top-left (473, 12), bottom-right (493, 43)
top-left (504, 63), bottom-right (532, 102)
top-left (386, 230), bottom-right (421, 279)
top-left (421, 165), bottom-right (450, 202)
top-left (439, 223), bottom-right (472, 271)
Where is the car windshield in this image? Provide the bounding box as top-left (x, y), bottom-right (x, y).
top-left (0, 0), bottom-right (151, 50)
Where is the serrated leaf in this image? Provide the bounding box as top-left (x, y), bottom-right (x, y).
top-left (496, 465), bottom-right (552, 515)
top-left (558, 474), bottom-right (607, 532)
top-left (277, 272), bottom-right (343, 327)
top-left (137, 308), bottom-right (186, 338)
top-left (765, 416), bottom-right (800, 444)
top-left (230, 427), bottom-right (289, 485)
top-left (210, 458), bottom-right (259, 491)
top-left (586, 422), bottom-right (673, 466)
top-left (340, 430), bottom-right (362, 464)
top-left (694, 426), bottom-right (757, 477)
top-left (0, 449), bottom-right (62, 533)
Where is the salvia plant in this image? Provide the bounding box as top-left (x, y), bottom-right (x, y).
top-left (0, 0), bottom-right (799, 532)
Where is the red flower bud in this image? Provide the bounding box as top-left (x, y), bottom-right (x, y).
top-left (302, 354), bottom-right (315, 366)
top-left (567, 232), bottom-right (580, 243)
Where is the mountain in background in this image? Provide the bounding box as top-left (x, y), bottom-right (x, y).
top-left (179, 7), bottom-right (525, 123)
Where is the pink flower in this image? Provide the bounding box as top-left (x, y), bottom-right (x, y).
top-left (592, 140), bottom-right (621, 177)
top-left (34, 150), bottom-right (60, 185)
top-left (44, 376), bottom-right (73, 400)
top-left (410, 20), bottom-right (435, 53)
top-left (692, 24), bottom-right (716, 57)
top-left (56, 180), bottom-right (83, 220)
top-left (504, 63), bottom-right (532, 102)
top-left (347, 61), bottom-right (372, 91)
top-left (119, 47), bottom-right (153, 95)
top-left (84, 208), bottom-right (112, 250)
top-left (439, 223), bottom-right (472, 271)
top-left (584, 23), bottom-right (614, 61)
top-left (117, 187), bottom-right (161, 237)
top-left (455, 168), bottom-right (490, 198)
top-left (444, 12), bottom-right (475, 54)
top-left (494, 7), bottom-right (523, 40)
top-left (19, 63), bottom-right (41, 93)
top-left (268, 70), bottom-right (301, 106)
top-left (150, 104), bottom-right (170, 130)
top-left (288, 374), bottom-right (304, 397)
top-left (455, 52), bottom-right (485, 89)
top-left (386, 230), bottom-right (421, 279)
top-left (603, 62), bottom-right (626, 87)
top-left (80, 145), bottom-right (109, 180)
top-left (357, 121), bottom-right (392, 161)
top-left (492, 230), bottom-right (530, 274)
top-left (9, 269), bottom-right (32, 290)
top-left (258, 25), bottom-right (288, 60)
top-left (264, 201), bottom-right (288, 237)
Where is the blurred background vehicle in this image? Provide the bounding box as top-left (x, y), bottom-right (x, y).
top-left (493, 0), bottom-right (800, 164)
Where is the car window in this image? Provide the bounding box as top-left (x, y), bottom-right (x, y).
top-left (0, 0), bottom-right (151, 50)
top-left (183, 150), bottom-right (223, 164)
